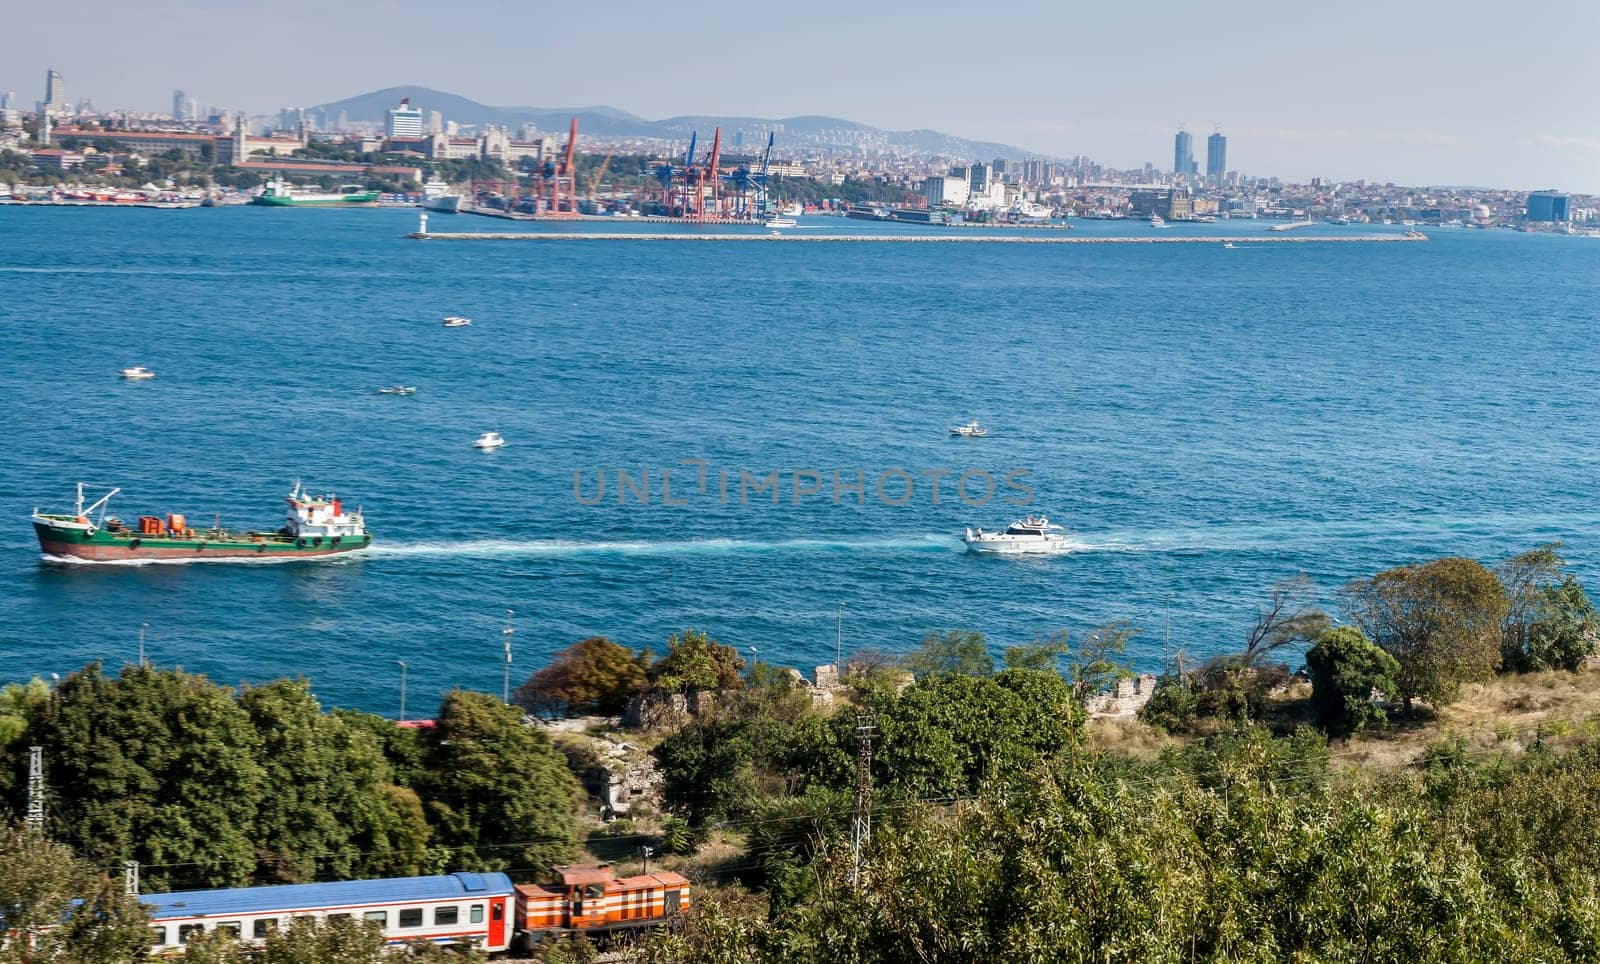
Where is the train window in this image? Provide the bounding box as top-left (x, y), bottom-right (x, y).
top-left (327, 913), bottom-right (351, 921)
top-left (364, 910), bottom-right (388, 926)
top-left (492, 903), bottom-right (503, 922)
top-left (216, 922), bottom-right (241, 938)
top-left (179, 924), bottom-right (205, 943)
top-left (149, 926), bottom-right (167, 948)
top-left (470, 904), bottom-right (484, 924)
top-left (434, 906), bottom-right (459, 926)
top-left (399, 908), bottom-right (423, 928)
top-left (254, 917), bottom-right (278, 938)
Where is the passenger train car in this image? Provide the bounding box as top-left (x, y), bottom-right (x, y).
top-left (139, 863), bottom-right (688, 956)
top-left (144, 872), bottom-right (514, 954)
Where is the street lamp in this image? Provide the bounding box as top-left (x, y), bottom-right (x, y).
top-left (396, 660), bottom-right (408, 723)
top-left (502, 609), bottom-right (514, 704)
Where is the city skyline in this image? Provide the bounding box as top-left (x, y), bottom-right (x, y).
top-left (5, 0), bottom-right (1600, 191)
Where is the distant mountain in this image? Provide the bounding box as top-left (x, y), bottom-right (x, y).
top-left (311, 86), bottom-right (1037, 160)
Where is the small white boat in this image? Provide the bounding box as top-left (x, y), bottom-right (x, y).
top-left (443, 316), bottom-right (472, 328)
top-left (118, 366), bottom-right (155, 380)
top-left (964, 516), bottom-right (1074, 555)
top-left (950, 420), bottom-right (988, 438)
top-left (473, 431), bottom-right (505, 450)
top-left (1149, 214), bottom-right (1166, 227)
top-left (764, 216), bottom-right (797, 228)
top-left (1222, 242), bottom-right (1236, 249)
top-left (378, 385), bottom-right (416, 396)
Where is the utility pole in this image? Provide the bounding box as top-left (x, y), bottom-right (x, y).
top-left (124, 861), bottom-right (139, 896)
top-left (1163, 592), bottom-right (1173, 677)
top-left (836, 601), bottom-right (845, 673)
top-left (502, 609), bottom-right (514, 703)
top-left (26, 745), bottom-right (44, 835)
top-left (138, 622), bottom-right (148, 668)
top-left (641, 844), bottom-right (654, 876)
top-left (396, 660), bottom-right (408, 723)
top-left (850, 715), bottom-right (875, 890)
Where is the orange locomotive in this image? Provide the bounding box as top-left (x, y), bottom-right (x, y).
top-left (512, 863), bottom-right (690, 952)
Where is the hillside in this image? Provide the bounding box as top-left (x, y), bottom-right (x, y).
top-left (311, 85), bottom-right (1037, 160)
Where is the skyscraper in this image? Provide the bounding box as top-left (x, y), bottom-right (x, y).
top-left (1173, 129), bottom-right (1193, 178)
top-left (173, 90), bottom-right (188, 121)
top-left (386, 98), bottom-right (423, 139)
top-left (1206, 132), bottom-right (1227, 180)
top-left (43, 69), bottom-right (66, 112)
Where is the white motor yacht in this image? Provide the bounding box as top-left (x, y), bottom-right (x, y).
top-left (1149, 214), bottom-right (1166, 227)
top-left (118, 366), bottom-right (155, 380)
top-left (443, 316), bottom-right (472, 327)
top-left (963, 516), bottom-right (1074, 555)
top-left (950, 420), bottom-right (988, 438)
top-left (473, 431), bottom-right (506, 450)
top-left (763, 215), bottom-right (797, 228)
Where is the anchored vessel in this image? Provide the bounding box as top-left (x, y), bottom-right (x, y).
top-left (252, 177), bottom-right (380, 206)
top-left (963, 516), bottom-right (1074, 555)
top-left (31, 482), bottom-right (372, 562)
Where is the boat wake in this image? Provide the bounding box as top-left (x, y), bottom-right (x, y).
top-left (369, 534), bottom-right (964, 559)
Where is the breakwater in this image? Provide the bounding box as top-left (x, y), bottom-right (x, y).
top-left (407, 231), bottom-right (1427, 244)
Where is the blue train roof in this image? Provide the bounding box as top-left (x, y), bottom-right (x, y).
top-left (143, 872), bottom-right (513, 920)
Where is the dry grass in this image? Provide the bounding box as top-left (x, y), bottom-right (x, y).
top-left (1336, 669), bottom-right (1600, 770)
top-left (1086, 716), bottom-right (1179, 759)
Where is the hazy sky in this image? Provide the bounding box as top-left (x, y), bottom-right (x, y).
top-left (8, 0), bottom-right (1599, 190)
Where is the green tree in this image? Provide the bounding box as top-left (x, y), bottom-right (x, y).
top-left (514, 637), bottom-right (649, 717)
top-left (241, 678), bottom-right (425, 883)
top-left (32, 663), bottom-right (266, 888)
top-left (1001, 631), bottom-right (1070, 673)
top-left (417, 691), bottom-right (580, 875)
top-left (1239, 574), bottom-right (1331, 666)
top-left (1068, 620), bottom-right (1138, 700)
top-left (0, 821), bottom-right (151, 963)
top-left (1497, 543), bottom-right (1597, 671)
top-left (905, 629), bottom-right (994, 678)
top-left (651, 630), bottom-right (743, 693)
top-left (258, 914), bottom-right (388, 963)
top-left (1305, 626), bottom-right (1402, 736)
top-left (1341, 556), bottom-right (1509, 708)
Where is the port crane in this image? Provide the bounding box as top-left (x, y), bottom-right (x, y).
top-left (535, 117), bottom-right (580, 217)
top-left (720, 131), bottom-right (773, 220)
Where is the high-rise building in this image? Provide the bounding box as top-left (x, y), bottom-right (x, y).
top-left (1173, 129), bottom-right (1193, 178)
top-left (387, 98), bottom-right (423, 139)
top-left (1526, 190), bottom-right (1570, 222)
top-left (43, 69), bottom-right (66, 112)
top-left (1, 91), bottom-right (14, 109)
top-left (969, 162), bottom-right (990, 194)
top-left (1206, 132), bottom-right (1227, 180)
top-left (429, 110), bottom-right (443, 135)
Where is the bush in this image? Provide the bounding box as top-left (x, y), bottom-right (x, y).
top-left (1305, 626), bottom-right (1401, 736)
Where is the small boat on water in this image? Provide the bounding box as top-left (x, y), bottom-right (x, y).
top-left (763, 216), bottom-right (797, 228)
top-left (1222, 242), bottom-right (1236, 249)
top-left (473, 431), bottom-right (506, 450)
top-left (1149, 214), bottom-right (1167, 227)
top-left (443, 316), bottom-right (472, 328)
top-left (950, 420), bottom-right (988, 438)
top-left (963, 516), bottom-right (1074, 555)
top-left (119, 366), bottom-right (155, 380)
top-left (377, 385), bottom-right (416, 396)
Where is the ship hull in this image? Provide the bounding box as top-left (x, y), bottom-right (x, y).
top-left (34, 522), bottom-right (370, 563)
top-left (252, 193), bottom-right (380, 207)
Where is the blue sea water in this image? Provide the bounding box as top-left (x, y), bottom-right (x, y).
top-left (2, 207), bottom-right (1598, 714)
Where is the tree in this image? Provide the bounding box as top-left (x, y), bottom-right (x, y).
top-left (417, 691), bottom-right (580, 875)
top-left (1068, 621), bottom-right (1138, 701)
top-left (258, 914), bottom-right (388, 964)
top-left (31, 663), bottom-right (266, 888)
top-left (1496, 543), bottom-right (1598, 671)
top-left (1340, 557), bottom-right (1508, 708)
top-left (1240, 575), bottom-right (1331, 667)
top-left (651, 630), bottom-right (743, 693)
top-left (1002, 632), bottom-right (1070, 673)
top-left (240, 679), bottom-right (426, 883)
top-left (514, 637), bottom-right (649, 717)
top-left (905, 630), bottom-right (994, 678)
top-left (0, 820), bottom-right (151, 963)
top-left (1305, 626), bottom-right (1401, 736)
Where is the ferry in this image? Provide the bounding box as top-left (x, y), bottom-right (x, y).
top-left (1149, 214), bottom-right (1166, 227)
top-left (963, 516), bottom-right (1074, 555)
top-left (252, 177), bottom-right (380, 206)
top-left (763, 215), bottom-right (798, 228)
top-left (31, 482), bottom-right (372, 563)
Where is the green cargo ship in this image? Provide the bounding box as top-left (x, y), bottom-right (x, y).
top-left (31, 482), bottom-right (372, 563)
top-left (252, 177), bottom-right (380, 206)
